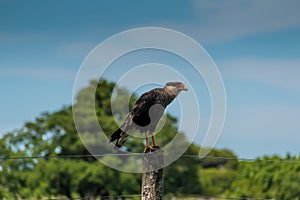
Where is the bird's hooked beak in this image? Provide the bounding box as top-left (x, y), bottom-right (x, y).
top-left (179, 83), bottom-right (188, 91)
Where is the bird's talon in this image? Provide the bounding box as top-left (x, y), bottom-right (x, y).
top-left (144, 145), bottom-right (155, 153)
top-left (143, 145), bottom-right (161, 153)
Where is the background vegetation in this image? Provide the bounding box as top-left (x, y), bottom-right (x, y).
top-left (1, 80), bottom-right (299, 199)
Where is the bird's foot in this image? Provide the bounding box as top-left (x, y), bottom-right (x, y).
top-left (144, 145), bottom-right (154, 153)
top-left (144, 145), bottom-right (160, 153)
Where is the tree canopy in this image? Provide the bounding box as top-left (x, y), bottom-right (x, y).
top-left (0, 79), bottom-right (299, 199)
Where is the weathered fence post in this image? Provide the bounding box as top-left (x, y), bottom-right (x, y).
top-left (141, 147), bottom-right (164, 200)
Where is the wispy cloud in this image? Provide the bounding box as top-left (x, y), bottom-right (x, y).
top-left (220, 58), bottom-right (300, 92)
top-left (216, 57), bottom-right (300, 157)
top-left (0, 67), bottom-right (76, 81)
top-left (220, 103), bottom-right (300, 157)
top-left (56, 42), bottom-right (96, 58)
top-left (180, 0), bottom-right (300, 44)
top-left (226, 104), bottom-right (300, 137)
top-left (0, 124), bottom-right (22, 136)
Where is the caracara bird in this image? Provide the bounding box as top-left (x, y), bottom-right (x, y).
top-left (110, 82), bottom-right (188, 152)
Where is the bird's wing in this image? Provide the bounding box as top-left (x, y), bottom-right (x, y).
top-left (121, 89), bottom-right (161, 132)
top-left (131, 89), bottom-right (160, 116)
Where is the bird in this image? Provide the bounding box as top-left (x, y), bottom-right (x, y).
top-left (110, 81), bottom-right (188, 152)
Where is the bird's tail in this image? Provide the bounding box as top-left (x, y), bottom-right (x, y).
top-left (110, 128), bottom-right (129, 148)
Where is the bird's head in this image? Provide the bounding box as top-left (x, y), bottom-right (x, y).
top-left (165, 82), bottom-right (188, 95)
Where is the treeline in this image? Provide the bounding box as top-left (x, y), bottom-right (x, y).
top-left (0, 80), bottom-right (299, 199)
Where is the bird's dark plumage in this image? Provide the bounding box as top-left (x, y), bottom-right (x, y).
top-left (110, 82), bottom-right (188, 148)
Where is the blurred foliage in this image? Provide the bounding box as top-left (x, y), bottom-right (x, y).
top-left (224, 155), bottom-right (300, 199)
top-left (0, 79), bottom-right (299, 199)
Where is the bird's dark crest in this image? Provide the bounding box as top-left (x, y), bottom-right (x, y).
top-left (165, 82), bottom-right (183, 87)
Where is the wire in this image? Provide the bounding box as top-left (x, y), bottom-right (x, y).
top-left (180, 154), bottom-right (300, 164)
top-left (1, 153), bottom-right (300, 164)
top-left (26, 194), bottom-right (273, 200)
top-left (168, 194), bottom-right (273, 200)
top-left (0, 154), bottom-right (288, 200)
top-left (40, 194), bottom-right (142, 200)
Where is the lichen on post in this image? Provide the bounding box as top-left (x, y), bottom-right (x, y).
top-left (141, 146), bottom-right (164, 200)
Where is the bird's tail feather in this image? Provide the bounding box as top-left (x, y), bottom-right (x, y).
top-left (110, 128), bottom-right (128, 147)
top-left (110, 128), bottom-right (122, 142)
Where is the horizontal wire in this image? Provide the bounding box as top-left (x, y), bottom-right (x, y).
top-left (169, 194), bottom-right (273, 200)
top-left (41, 194), bottom-right (142, 200)
top-left (27, 194), bottom-right (272, 200)
top-left (0, 153), bottom-right (300, 164)
top-left (180, 154), bottom-right (300, 164)
top-left (0, 154), bottom-right (286, 200)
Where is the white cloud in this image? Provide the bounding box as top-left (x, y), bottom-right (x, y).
top-left (214, 57), bottom-right (300, 157)
top-left (0, 124), bottom-right (21, 136)
top-left (226, 104), bottom-right (300, 138)
top-left (56, 42), bottom-right (96, 58)
top-left (181, 0), bottom-right (300, 44)
top-left (219, 103), bottom-right (300, 157)
top-left (219, 58), bottom-right (300, 92)
top-left (0, 67), bottom-right (76, 81)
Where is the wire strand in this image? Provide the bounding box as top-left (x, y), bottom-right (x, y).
top-left (1, 154), bottom-right (291, 200)
top-left (1, 153), bottom-right (300, 164)
top-left (24, 194), bottom-right (273, 200)
top-left (40, 194), bottom-right (142, 200)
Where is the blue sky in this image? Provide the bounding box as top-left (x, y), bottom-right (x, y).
top-left (1, 0), bottom-right (300, 158)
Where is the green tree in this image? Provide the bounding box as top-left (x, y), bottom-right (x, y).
top-left (0, 79), bottom-right (204, 198)
top-left (3, 79), bottom-right (299, 199)
top-left (226, 155), bottom-right (300, 199)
